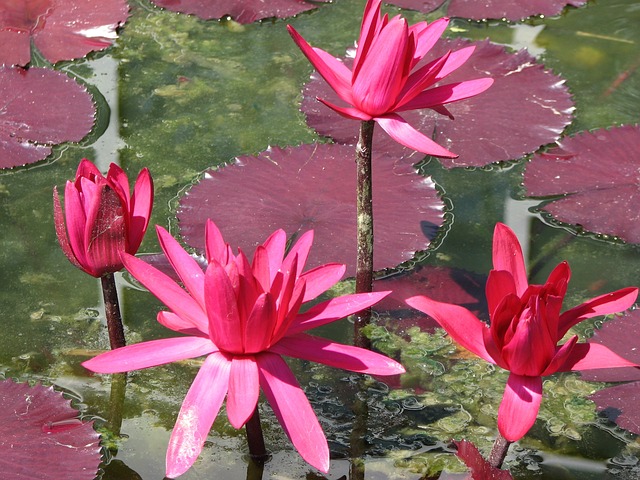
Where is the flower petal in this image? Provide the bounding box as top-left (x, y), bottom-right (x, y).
top-left (82, 336), bottom-right (217, 373)
top-left (205, 219), bottom-right (229, 264)
top-left (243, 293), bottom-right (276, 353)
top-left (485, 270), bottom-right (517, 320)
top-left (300, 263), bottom-right (346, 303)
top-left (157, 225), bottom-right (206, 310)
top-left (396, 78), bottom-right (494, 113)
top-left (317, 98), bottom-right (373, 121)
top-left (282, 229), bottom-right (314, 278)
top-left (497, 373), bottom-right (543, 442)
top-left (257, 352), bottom-right (329, 473)
top-left (157, 311), bottom-right (209, 337)
top-left (205, 260), bottom-right (243, 352)
top-left (375, 113), bottom-right (457, 157)
top-left (166, 352), bottom-right (231, 478)
top-left (491, 223), bottom-right (529, 296)
top-left (287, 25), bottom-right (354, 105)
top-left (558, 287), bottom-right (638, 337)
top-left (129, 167), bottom-right (154, 252)
top-left (409, 17), bottom-right (450, 65)
top-left (53, 186), bottom-right (83, 271)
top-left (405, 295), bottom-right (495, 363)
top-left (227, 355), bottom-right (260, 429)
top-left (122, 252), bottom-right (209, 333)
top-left (555, 342), bottom-right (639, 372)
top-left (271, 333), bottom-right (405, 375)
top-left (290, 291), bottom-right (390, 334)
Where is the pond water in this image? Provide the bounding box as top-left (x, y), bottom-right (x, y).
top-left (2, 0), bottom-right (640, 479)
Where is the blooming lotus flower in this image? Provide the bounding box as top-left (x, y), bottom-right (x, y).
top-left (83, 220), bottom-right (404, 477)
top-left (53, 159), bottom-right (153, 278)
top-left (406, 223), bottom-right (638, 442)
top-left (287, 0), bottom-right (493, 157)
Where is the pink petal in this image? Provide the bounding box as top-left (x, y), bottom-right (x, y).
top-left (243, 293), bottom-right (277, 353)
top-left (491, 223), bottom-right (529, 296)
top-left (395, 51), bottom-right (451, 109)
top-left (375, 113), bottom-right (458, 157)
top-left (282, 229), bottom-right (314, 278)
top-left (299, 263), bottom-right (346, 302)
top-left (157, 311), bottom-right (208, 337)
top-left (405, 295), bottom-right (495, 363)
top-left (410, 17), bottom-right (450, 65)
top-left (205, 219), bottom-right (228, 264)
top-left (287, 25), bottom-right (354, 105)
top-left (556, 342), bottom-right (638, 372)
top-left (129, 167), bottom-right (154, 252)
top-left (53, 187), bottom-right (82, 271)
top-left (257, 352), bottom-right (329, 472)
top-left (76, 158), bottom-right (102, 179)
top-left (354, 0), bottom-right (382, 77)
top-left (157, 226), bottom-right (206, 310)
top-left (271, 333), bottom-right (405, 375)
top-left (252, 245), bottom-right (271, 293)
top-left (122, 252), bottom-right (209, 333)
top-left (485, 270), bottom-right (517, 320)
top-left (261, 228), bottom-right (287, 283)
top-left (63, 180), bottom-right (91, 273)
top-left (166, 352), bottom-right (231, 478)
top-left (497, 373), bottom-right (543, 442)
top-left (226, 355), bottom-right (260, 429)
top-left (205, 260), bottom-right (243, 352)
top-left (85, 185), bottom-right (127, 274)
top-left (317, 98), bottom-right (373, 120)
top-left (105, 163), bottom-right (130, 210)
top-left (558, 287), bottom-right (638, 337)
top-left (290, 291), bottom-right (390, 334)
top-left (432, 45), bottom-right (476, 82)
top-left (396, 78), bottom-right (494, 112)
top-left (82, 336), bottom-right (217, 373)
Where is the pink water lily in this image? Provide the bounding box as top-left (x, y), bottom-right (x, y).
top-left (406, 223), bottom-right (638, 442)
top-left (287, 0), bottom-right (493, 157)
top-left (83, 220), bottom-right (404, 477)
top-left (53, 159), bottom-right (153, 278)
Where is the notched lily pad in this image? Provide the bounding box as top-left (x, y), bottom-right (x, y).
top-left (178, 143), bottom-right (445, 275)
top-left (524, 125), bottom-right (640, 243)
top-left (0, 67), bottom-right (96, 168)
top-left (387, 0), bottom-right (586, 22)
top-left (0, 0), bottom-right (129, 66)
top-left (150, 0), bottom-right (329, 24)
top-left (302, 39), bottom-right (573, 168)
top-left (454, 440), bottom-right (513, 479)
top-left (0, 379), bottom-right (101, 480)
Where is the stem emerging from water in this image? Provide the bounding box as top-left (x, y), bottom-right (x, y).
top-left (245, 406), bottom-right (268, 462)
top-left (354, 120), bottom-right (375, 349)
top-left (101, 273), bottom-right (126, 349)
top-left (488, 433), bottom-right (511, 469)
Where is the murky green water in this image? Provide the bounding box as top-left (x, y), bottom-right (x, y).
top-left (2, 0), bottom-right (640, 478)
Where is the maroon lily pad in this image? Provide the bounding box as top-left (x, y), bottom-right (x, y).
top-left (302, 39), bottom-right (574, 168)
top-left (178, 143), bottom-right (445, 276)
top-left (0, 0), bottom-right (129, 67)
top-left (523, 125), bottom-right (640, 243)
top-left (453, 440), bottom-right (513, 480)
top-left (0, 379), bottom-right (101, 480)
top-left (0, 67), bottom-right (96, 169)
top-left (387, 0), bottom-right (585, 22)
top-left (150, 0), bottom-right (330, 24)
top-left (580, 311), bottom-right (640, 434)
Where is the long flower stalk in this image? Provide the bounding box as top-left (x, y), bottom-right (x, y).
top-left (488, 433), bottom-right (511, 469)
top-left (100, 273), bottom-right (126, 349)
top-left (245, 406), bottom-right (267, 461)
top-left (354, 120), bottom-right (375, 348)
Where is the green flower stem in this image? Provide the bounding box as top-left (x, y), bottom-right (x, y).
top-left (488, 432), bottom-right (511, 469)
top-left (245, 406), bottom-right (268, 462)
top-left (354, 120), bottom-right (376, 349)
top-left (100, 272), bottom-right (126, 350)
top-left (107, 373), bottom-right (127, 444)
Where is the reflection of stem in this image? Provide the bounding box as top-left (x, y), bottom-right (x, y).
top-left (488, 433), bottom-right (511, 469)
top-left (245, 406), bottom-right (268, 461)
top-left (107, 373), bottom-right (127, 441)
top-left (245, 454), bottom-right (265, 480)
top-left (354, 120), bottom-right (376, 349)
top-left (349, 380), bottom-right (368, 480)
top-left (101, 273), bottom-right (126, 349)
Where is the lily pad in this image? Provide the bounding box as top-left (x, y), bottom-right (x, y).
top-left (0, 67), bottom-right (96, 168)
top-left (0, 379), bottom-right (101, 480)
top-left (302, 39), bottom-right (573, 168)
top-left (524, 125), bottom-right (640, 243)
top-left (0, 0), bottom-right (129, 66)
top-left (150, 0), bottom-right (329, 24)
top-left (454, 440), bottom-right (513, 480)
top-left (581, 311), bottom-right (640, 434)
top-left (178, 143), bottom-right (445, 276)
top-left (387, 0), bottom-right (586, 22)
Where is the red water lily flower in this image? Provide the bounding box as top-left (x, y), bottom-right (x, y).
top-left (406, 223), bottom-right (638, 442)
top-left (287, 0), bottom-right (493, 157)
top-left (83, 220), bottom-right (404, 477)
top-left (53, 159), bottom-right (153, 278)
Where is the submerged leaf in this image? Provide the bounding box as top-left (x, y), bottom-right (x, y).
top-left (178, 143), bottom-right (445, 276)
top-left (0, 0), bottom-right (129, 66)
top-left (302, 39), bottom-right (573, 168)
top-left (0, 379), bottom-right (101, 480)
top-left (150, 0), bottom-right (329, 24)
top-left (524, 125), bottom-right (640, 243)
top-left (0, 67), bottom-right (95, 168)
top-left (454, 440), bottom-right (513, 479)
top-left (387, 0), bottom-right (586, 22)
